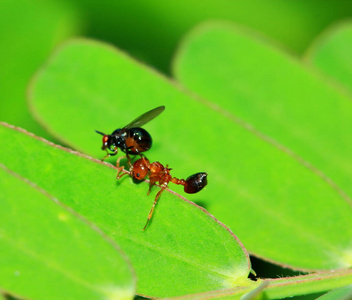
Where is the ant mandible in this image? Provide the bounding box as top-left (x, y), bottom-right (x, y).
top-left (116, 156), bottom-right (208, 230)
top-left (96, 106), bottom-right (165, 163)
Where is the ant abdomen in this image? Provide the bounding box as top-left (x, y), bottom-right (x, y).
top-left (184, 172), bottom-right (208, 194)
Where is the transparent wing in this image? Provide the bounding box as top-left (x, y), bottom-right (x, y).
top-left (124, 106), bottom-right (165, 129)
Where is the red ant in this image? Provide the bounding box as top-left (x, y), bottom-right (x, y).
top-left (116, 156), bottom-right (207, 230)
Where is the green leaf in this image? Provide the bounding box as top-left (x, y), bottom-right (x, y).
top-left (0, 164), bottom-right (135, 300)
top-left (28, 38), bottom-right (352, 271)
top-left (317, 285), bottom-right (352, 300)
top-left (0, 123), bottom-right (252, 298)
top-left (64, 0), bottom-right (352, 73)
top-left (160, 270), bottom-right (352, 299)
top-left (305, 21), bottom-right (352, 95)
top-left (173, 21), bottom-right (352, 199)
top-left (173, 22), bottom-right (352, 269)
top-left (263, 270), bottom-right (352, 299)
top-left (0, 0), bottom-right (81, 138)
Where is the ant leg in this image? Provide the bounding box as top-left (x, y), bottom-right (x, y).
top-left (116, 156), bottom-right (128, 179)
top-left (147, 177), bottom-right (158, 195)
top-left (143, 188), bottom-right (165, 231)
top-left (147, 185), bottom-right (152, 196)
top-left (116, 171), bottom-right (129, 180)
top-left (116, 155), bottom-right (126, 168)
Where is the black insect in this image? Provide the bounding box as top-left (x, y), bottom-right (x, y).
top-left (96, 106), bottom-right (165, 161)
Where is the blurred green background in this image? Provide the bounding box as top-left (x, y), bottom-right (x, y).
top-left (1, 0), bottom-right (352, 137)
top-left (1, 1), bottom-right (352, 299)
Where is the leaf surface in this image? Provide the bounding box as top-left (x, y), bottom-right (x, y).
top-left (174, 21), bottom-right (352, 200)
top-left (317, 285), bottom-right (352, 300)
top-left (0, 0), bottom-right (81, 138)
top-left (64, 0), bottom-right (352, 72)
top-left (28, 38), bottom-right (352, 271)
top-left (0, 164), bottom-right (135, 300)
top-left (0, 123), bottom-right (251, 298)
top-left (305, 21), bottom-right (352, 95)
top-left (166, 269), bottom-right (352, 299)
top-left (173, 22), bottom-right (352, 269)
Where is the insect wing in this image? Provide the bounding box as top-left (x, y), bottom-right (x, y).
top-left (124, 106), bottom-right (165, 129)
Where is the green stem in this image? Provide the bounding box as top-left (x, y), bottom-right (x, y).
top-left (264, 268), bottom-right (352, 299)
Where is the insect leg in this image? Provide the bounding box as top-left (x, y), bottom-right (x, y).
top-left (147, 176), bottom-right (158, 195)
top-left (143, 188), bottom-right (165, 231)
top-left (116, 155), bottom-right (128, 179)
top-left (124, 146), bottom-right (135, 167)
top-left (101, 147), bottom-right (118, 161)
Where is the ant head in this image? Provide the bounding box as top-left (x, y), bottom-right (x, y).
top-left (184, 172), bottom-right (208, 194)
top-left (96, 130), bottom-right (111, 150)
top-left (132, 157), bottom-right (150, 180)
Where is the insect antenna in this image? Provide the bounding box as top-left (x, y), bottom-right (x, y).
top-left (95, 130), bottom-right (106, 135)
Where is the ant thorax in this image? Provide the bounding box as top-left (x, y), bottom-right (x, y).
top-left (149, 162), bottom-right (163, 174)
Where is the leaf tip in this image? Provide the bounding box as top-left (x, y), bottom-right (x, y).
top-left (100, 285), bottom-right (135, 300)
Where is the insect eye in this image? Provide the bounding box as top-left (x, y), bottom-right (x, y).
top-left (136, 173), bottom-right (140, 178)
top-left (103, 135), bottom-right (109, 144)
